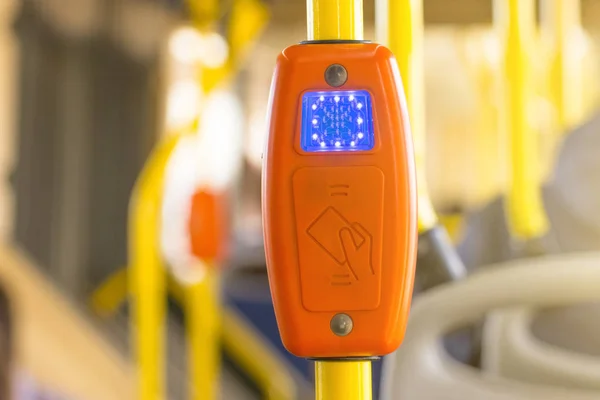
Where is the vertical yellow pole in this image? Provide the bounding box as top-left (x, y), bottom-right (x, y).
top-left (307, 0), bottom-right (364, 41)
top-left (494, 0), bottom-right (549, 240)
top-left (315, 361), bottom-right (372, 400)
top-left (132, 2), bottom-right (270, 397)
top-left (186, 267), bottom-right (221, 400)
top-left (184, 1), bottom-right (224, 397)
top-left (308, 1), bottom-right (371, 399)
top-left (184, 1), bottom-right (226, 397)
top-left (188, 0), bottom-right (220, 29)
top-left (540, 0), bottom-right (584, 131)
top-left (221, 310), bottom-right (298, 400)
top-left (130, 132), bottom-right (187, 400)
top-left (182, 3), bottom-right (270, 398)
top-left (377, 0), bottom-right (466, 289)
top-left (377, 0), bottom-right (437, 233)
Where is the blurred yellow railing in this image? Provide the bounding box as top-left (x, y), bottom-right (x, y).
top-left (379, 0), bottom-right (438, 234)
top-left (125, 1), bottom-right (296, 399)
top-left (185, 267), bottom-right (221, 400)
top-left (315, 361), bottom-right (371, 400)
top-left (307, 0), bottom-right (364, 41)
top-left (130, 128), bottom-right (189, 400)
top-left (307, 1), bottom-right (373, 400)
top-left (92, 267), bottom-right (297, 400)
top-left (540, 0), bottom-right (585, 133)
top-left (494, 0), bottom-right (549, 241)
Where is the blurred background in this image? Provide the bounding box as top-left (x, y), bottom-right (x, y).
top-left (1, 0), bottom-right (600, 399)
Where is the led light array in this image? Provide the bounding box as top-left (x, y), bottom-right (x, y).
top-left (301, 90), bottom-right (374, 152)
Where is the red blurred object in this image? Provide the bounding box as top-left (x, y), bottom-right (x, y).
top-left (189, 189), bottom-right (229, 263)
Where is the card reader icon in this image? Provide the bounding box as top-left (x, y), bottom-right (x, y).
top-left (292, 165), bottom-right (384, 311)
top-left (307, 206), bottom-right (364, 265)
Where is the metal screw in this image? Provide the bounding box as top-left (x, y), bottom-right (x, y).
top-left (330, 313), bottom-right (353, 336)
top-left (325, 64), bottom-right (348, 87)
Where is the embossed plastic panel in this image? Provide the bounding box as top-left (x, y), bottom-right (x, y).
top-left (293, 166), bottom-right (384, 311)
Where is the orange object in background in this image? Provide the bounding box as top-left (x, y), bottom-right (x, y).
top-left (262, 43), bottom-right (418, 359)
top-left (189, 190), bottom-right (230, 262)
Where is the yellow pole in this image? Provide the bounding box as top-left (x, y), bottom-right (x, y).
top-left (188, 0), bottom-right (220, 29)
top-left (315, 361), bottom-right (372, 400)
top-left (307, 0), bottom-right (364, 41)
top-left (494, 0), bottom-right (549, 240)
top-left (222, 310), bottom-right (298, 400)
top-left (170, 277), bottom-right (298, 400)
top-left (308, 2), bottom-right (370, 399)
top-left (378, 0), bottom-right (437, 233)
top-left (202, 0), bottom-right (270, 93)
top-left (184, 0), bottom-right (227, 396)
top-left (130, 5), bottom-right (269, 395)
top-left (186, 267), bottom-right (221, 400)
top-left (540, 0), bottom-right (584, 131)
top-left (186, 2), bottom-right (269, 398)
top-left (130, 131), bottom-right (189, 400)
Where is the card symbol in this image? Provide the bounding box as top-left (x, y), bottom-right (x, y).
top-left (306, 206), bottom-right (374, 283)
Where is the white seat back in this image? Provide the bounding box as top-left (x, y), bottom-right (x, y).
top-left (390, 253), bottom-right (600, 400)
top-left (483, 303), bottom-right (600, 389)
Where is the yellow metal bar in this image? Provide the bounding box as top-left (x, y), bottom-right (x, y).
top-left (228, 0), bottom-right (270, 61)
top-left (129, 131), bottom-right (190, 400)
top-left (110, 264), bottom-right (295, 400)
top-left (309, 2), bottom-right (372, 397)
top-left (307, 0), bottom-right (364, 41)
top-left (438, 212), bottom-right (465, 244)
top-left (202, 0), bottom-right (270, 94)
top-left (191, 4), bottom-right (270, 397)
top-left (315, 361), bottom-right (372, 400)
top-left (222, 309), bottom-right (297, 400)
top-left (187, 0), bottom-right (220, 29)
top-left (129, 4), bottom-right (270, 399)
top-left (494, 0), bottom-right (549, 240)
top-left (185, 267), bottom-right (221, 400)
top-left (540, 0), bottom-right (584, 131)
top-left (89, 268), bottom-right (128, 318)
top-left (378, 0), bottom-right (437, 233)
top-left (88, 266), bottom-right (198, 319)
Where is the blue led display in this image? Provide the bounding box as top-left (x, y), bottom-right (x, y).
top-left (300, 90), bottom-right (374, 152)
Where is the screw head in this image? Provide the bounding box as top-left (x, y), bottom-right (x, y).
top-left (330, 313), bottom-right (353, 336)
top-left (325, 64), bottom-right (348, 87)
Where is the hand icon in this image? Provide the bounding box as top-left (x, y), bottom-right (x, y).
top-left (339, 222), bottom-right (374, 281)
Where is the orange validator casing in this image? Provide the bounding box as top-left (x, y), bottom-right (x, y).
top-left (262, 43), bottom-right (418, 359)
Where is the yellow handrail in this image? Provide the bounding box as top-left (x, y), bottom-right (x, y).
top-left (185, 267), bottom-right (221, 400)
top-left (315, 361), bottom-right (371, 400)
top-left (173, 278), bottom-right (298, 400)
top-left (186, 2), bottom-right (270, 399)
top-left (377, 0), bottom-right (437, 233)
top-left (307, 0), bottom-right (364, 41)
top-left (188, 0), bottom-right (220, 29)
top-left (92, 266), bottom-right (298, 399)
top-left (222, 310), bottom-right (298, 400)
top-left (89, 268), bottom-right (127, 318)
top-left (129, 128), bottom-right (192, 400)
top-left (130, 1), bottom-right (273, 399)
top-left (540, 0), bottom-right (584, 132)
top-left (308, 0), bottom-right (371, 399)
top-left (494, 0), bottom-right (549, 240)
top-left (201, 0), bottom-right (270, 93)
